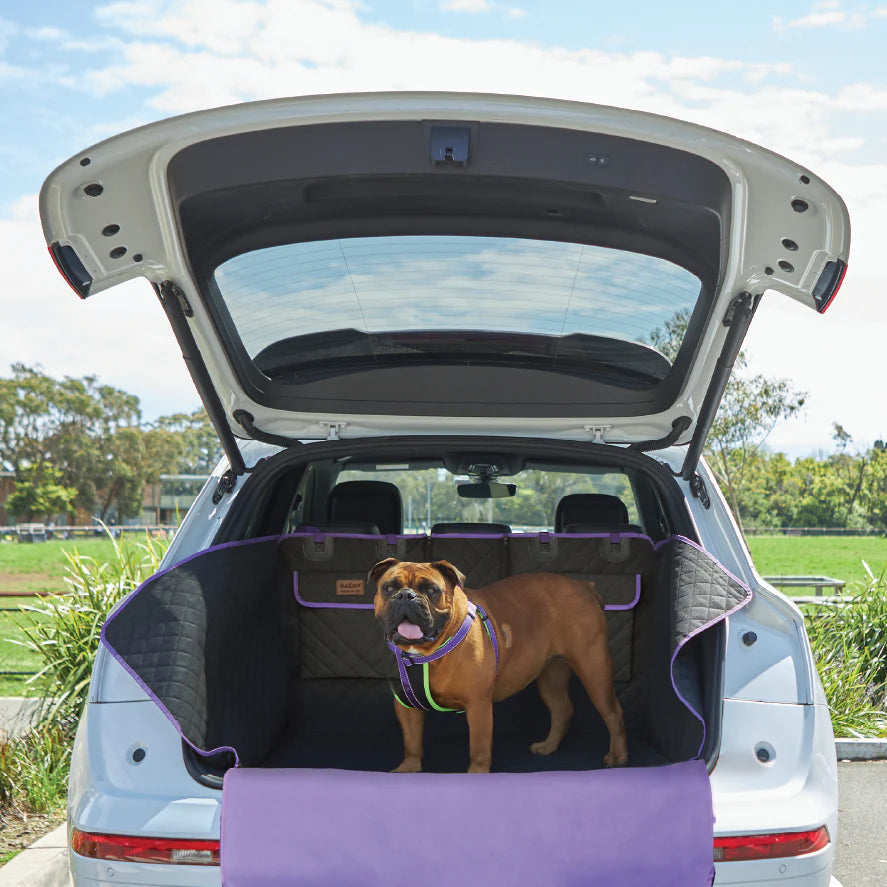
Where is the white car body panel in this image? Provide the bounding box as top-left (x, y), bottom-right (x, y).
top-left (40, 93), bottom-right (850, 446)
top-left (46, 94), bottom-right (843, 885)
top-left (67, 446), bottom-right (838, 886)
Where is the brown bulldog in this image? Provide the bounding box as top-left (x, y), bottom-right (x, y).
top-left (370, 558), bottom-right (628, 774)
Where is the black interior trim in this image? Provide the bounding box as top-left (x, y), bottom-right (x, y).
top-left (165, 118), bottom-right (731, 424)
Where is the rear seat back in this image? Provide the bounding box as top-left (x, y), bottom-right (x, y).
top-left (429, 532), bottom-right (510, 588)
top-left (279, 530), bottom-right (656, 686)
top-left (279, 533), bottom-right (424, 680)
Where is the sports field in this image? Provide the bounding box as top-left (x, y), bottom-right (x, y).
top-left (0, 538), bottom-right (120, 696)
top-left (745, 535), bottom-right (887, 590)
top-left (0, 534), bottom-right (885, 696)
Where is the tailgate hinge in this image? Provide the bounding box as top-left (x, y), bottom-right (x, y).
top-left (212, 468), bottom-right (238, 504)
top-left (689, 473), bottom-right (711, 509)
top-left (583, 425), bottom-right (612, 444)
top-left (321, 421), bottom-right (347, 441)
top-left (722, 291), bottom-right (754, 327)
top-left (159, 280), bottom-right (193, 318)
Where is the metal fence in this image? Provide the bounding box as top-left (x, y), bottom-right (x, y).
top-left (745, 527), bottom-right (886, 536)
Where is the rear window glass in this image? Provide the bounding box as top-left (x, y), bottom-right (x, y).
top-left (335, 467), bottom-right (640, 534)
top-left (214, 235), bottom-right (700, 380)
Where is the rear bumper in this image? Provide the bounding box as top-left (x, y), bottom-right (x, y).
top-left (70, 687), bottom-right (838, 887)
top-left (69, 852), bottom-right (835, 887)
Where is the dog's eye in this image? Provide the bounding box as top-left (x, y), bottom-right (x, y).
top-left (427, 585), bottom-right (441, 597)
top-left (383, 584), bottom-right (396, 595)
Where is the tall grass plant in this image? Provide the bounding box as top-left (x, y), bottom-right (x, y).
top-left (1, 530), bottom-right (167, 818)
top-left (805, 563), bottom-right (887, 737)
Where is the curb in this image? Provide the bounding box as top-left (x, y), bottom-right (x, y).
top-left (835, 738), bottom-right (887, 761)
top-left (0, 825), bottom-right (70, 887)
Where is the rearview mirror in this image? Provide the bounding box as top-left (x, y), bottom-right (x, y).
top-left (456, 482), bottom-right (517, 499)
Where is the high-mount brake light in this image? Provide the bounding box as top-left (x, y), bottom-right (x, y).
top-left (713, 827), bottom-right (829, 862)
top-left (70, 828), bottom-right (220, 866)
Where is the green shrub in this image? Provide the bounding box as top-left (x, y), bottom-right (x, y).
top-left (805, 564), bottom-right (887, 737)
top-left (14, 531), bottom-right (168, 722)
top-left (1, 531), bottom-right (168, 816)
top-left (0, 721), bottom-right (73, 815)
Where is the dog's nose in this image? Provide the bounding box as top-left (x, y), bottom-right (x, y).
top-left (392, 589), bottom-right (417, 602)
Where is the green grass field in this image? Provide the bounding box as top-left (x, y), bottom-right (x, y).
top-left (0, 533), bottom-right (885, 697)
top-left (745, 535), bottom-right (887, 590)
top-left (0, 537), bottom-right (119, 595)
top-left (0, 538), bottom-right (120, 696)
top-left (0, 598), bottom-right (45, 697)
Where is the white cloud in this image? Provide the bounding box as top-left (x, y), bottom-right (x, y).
top-left (507, 7), bottom-right (525, 18)
top-left (787, 10), bottom-right (846, 27)
top-left (774, 1), bottom-right (886, 30)
top-left (440, 0), bottom-right (491, 11)
top-left (2, 0), bottom-right (886, 449)
top-left (26, 26), bottom-right (68, 42)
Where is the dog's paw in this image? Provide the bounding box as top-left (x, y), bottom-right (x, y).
top-left (529, 739), bottom-right (558, 756)
top-left (391, 759), bottom-right (422, 773)
top-left (603, 751), bottom-right (629, 768)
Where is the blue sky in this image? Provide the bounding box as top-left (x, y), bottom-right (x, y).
top-left (1, 0), bottom-right (885, 454)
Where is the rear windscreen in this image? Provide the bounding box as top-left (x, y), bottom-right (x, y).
top-left (213, 236), bottom-right (700, 385)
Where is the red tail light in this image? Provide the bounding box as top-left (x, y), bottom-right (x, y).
top-left (714, 827), bottom-right (829, 862)
top-left (70, 828), bottom-right (220, 866)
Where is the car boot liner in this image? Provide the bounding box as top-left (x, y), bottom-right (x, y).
top-left (101, 531), bottom-right (751, 887)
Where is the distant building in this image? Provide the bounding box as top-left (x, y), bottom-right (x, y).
top-left (1, 472), bottom-right (210, 529)
top-left (140, 474), bottom-right (210, 526)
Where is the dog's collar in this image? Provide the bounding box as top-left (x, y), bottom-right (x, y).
top-left (388, 601), bottom-right (499, 712)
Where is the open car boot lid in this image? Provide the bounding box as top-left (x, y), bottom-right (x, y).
top-left (40, 92), bottom-right (850, 472)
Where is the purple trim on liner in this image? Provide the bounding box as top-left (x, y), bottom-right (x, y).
top-left (658, 535), bottom-right (754, 758)
top-left (99, 636), bottom-right (242, 766)
top-left (280, 531), bottom-right (423, 543)
top-left (670, 587), bottom-right (753, 758)
top-left (101, 529), bottom-right (740, 766)
top-left (509, 531), bottom-right (657, 543)
top-left (603, 574), bottom-right (642, 611)
top-left (99, 534), bottom-right (281, 768)
top-left (292, 574), bottom-right (375, 610)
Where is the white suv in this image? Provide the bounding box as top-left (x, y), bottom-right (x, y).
top-left (41, 93), bottom-right (849, 887)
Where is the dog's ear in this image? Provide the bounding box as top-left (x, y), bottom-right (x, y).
top-left (431, 560), bottom-right (467, 591)
top-left (367, 557), bottom-right (399, 586)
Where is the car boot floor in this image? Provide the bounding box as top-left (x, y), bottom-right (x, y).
top-left (259, 727), bottom-right (670, 772)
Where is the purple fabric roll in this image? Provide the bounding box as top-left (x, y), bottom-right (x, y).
top-left (221, 761), bottom-right (715, 887)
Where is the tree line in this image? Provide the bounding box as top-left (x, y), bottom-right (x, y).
top-left (1, 360), bottom-right (884, 530)
top-left (0, 364), bottom-right (221, 523)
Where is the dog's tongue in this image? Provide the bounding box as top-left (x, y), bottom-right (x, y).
top-left (397, 620), bottom-right (424, 640)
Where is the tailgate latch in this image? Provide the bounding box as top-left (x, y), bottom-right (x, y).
top-left (584, 425), bottom-right (612, 444)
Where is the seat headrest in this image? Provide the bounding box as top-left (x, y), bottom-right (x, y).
top-left (327, 481), bottom-right (403, 535)
top-left (555, 494), bottom-right (629, 532)
top-left (431, 522), bottom-right (512, 535)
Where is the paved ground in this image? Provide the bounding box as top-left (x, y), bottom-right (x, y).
top-left (833, 760), bottom-right (887, 887)
top-left (0, 697), bottom-right (38, 740)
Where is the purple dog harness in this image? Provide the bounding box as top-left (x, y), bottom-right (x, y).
top-left (387, 600), bottom-right (500, 712)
